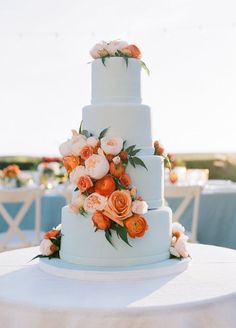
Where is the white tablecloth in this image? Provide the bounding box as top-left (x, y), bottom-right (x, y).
top-left (0, 244), bottom-right (236, 328)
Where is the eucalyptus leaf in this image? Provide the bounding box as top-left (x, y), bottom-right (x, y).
top-left (129, 157), bottom-right (136, 168)
top-left (79, 120), bottom-right (83, 134)
top-left (140, 60), bottom-right (150, 75)
top-left (105, 229), bottom-right (114, 247)
top-left (123, 56), bottom-right (129, 68)
top-left (130, 149), bottom-right (141, 156)
top-left (101, 57), bottom-right (106, 67)
top-left (98, 127), bottom-right (110, 139)
top-left (74, 187), bottom-right (79, 192)
top-left (125, 145), bottom-right (136, 154)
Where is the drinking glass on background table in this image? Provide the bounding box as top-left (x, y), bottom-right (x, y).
top-left (186, 169), bottom-right (209, 186)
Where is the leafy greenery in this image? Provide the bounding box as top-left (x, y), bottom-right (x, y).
top-left (105, 222), bottom-right (132, 248)
top-left (98, 127), bottom-right (110, 140)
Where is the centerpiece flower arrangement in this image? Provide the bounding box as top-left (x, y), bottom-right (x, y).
top-left (90, 39), bottom-right (149, 74)
top-left (1, 164), bottom-right (31, 188)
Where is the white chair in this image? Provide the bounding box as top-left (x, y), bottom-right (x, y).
top-left (165, 185), bottom-right (203, 242)
top-left (0, 188), bottom-right (43, 252)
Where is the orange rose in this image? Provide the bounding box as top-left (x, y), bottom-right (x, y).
top-left (63, 156), bottom-right (80, 173)
top-left (50, 244), bottom-right (59, 253)
top-left (44, 229), bottom-right (60, 240)
top-left (120, 173), bottom-right (131, 187)
top-left (119, 150), bottom-right (128, 160)
top-left (79, 145), bottom-right (94, 160)
top-left (124, 214), bottom-right (148, 238)
top-left (95, 175), bottom-right (116, 197)
top-left (122, 45), bottom-right (141, 59)
top-left (77, 175), bottom-right (93, 192)
top-left (106, 154), bottom-right (114, 162)
top-left (92, 211), bottom-right (111, 230)
top-left (109, 162), bottom-right (125, 178)
top-left (103, 190), bottom-right (132, 226)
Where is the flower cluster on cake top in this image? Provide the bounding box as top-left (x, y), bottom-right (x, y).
top-left (90, 39), bottom-right (149, 74)
top-left (90, 40), bottom-right (141, 60)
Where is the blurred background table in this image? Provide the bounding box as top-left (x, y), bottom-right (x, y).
top-left (166, 180), bottom-right (236, 249)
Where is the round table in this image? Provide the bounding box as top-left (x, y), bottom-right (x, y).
top-left (0, 244), bottom-right (236, 328)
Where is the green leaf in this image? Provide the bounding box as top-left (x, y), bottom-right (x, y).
top-left (81, 129), bottom-right (91, 138)
top-left (74, 187), bottom-right (79, 192)
top-left (79, 207), bottom-right (87, 216)
top-left (113, 176), bottom-right (128, 190)
top-left (123, 56), bottom-right (129, 68)
top-left (98, 127), bottom-right (110, 140)
top-left (125, 145), bottom-right (136, 154)
top-left (122, 140), bottom-right (127, 150)
top-left (140, 60), bottom-right (150, 75)
top-left (132, 157), bottom-right (148, 170)
top-left (105, 229), bottom-right (115, 247)
top-left (130, 149), bottom-right (141, 156)
top-left (122, 158), bottom-right (128, 167)
top-left (113, 225), bottom-right (132, 247)
top-left (79, 120), bottom-right (83, 134)
top-left (101, 57), bottom-right (106, 67)
top-left (129, 157), bottom-right (136, 168)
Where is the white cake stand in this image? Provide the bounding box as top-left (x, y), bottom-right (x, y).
top-left (39, 256), bottom-right (191, 282)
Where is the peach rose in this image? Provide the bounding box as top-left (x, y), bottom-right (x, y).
top-left (70, 193), bottom-right (87, 214)
top-left (101, 136), bottom-right (123, 155)
top-left (63, 156), bottom-right (80, 173)
top-left (124, 214), bottom-right (148, 238)
top-left (105, 40), bottom-right (129, 56)
top-left (83, 192), bottom-right (107, 214)
top-left (77, 175), bottom-right (93, 193)
top-left (90, 41), bottom-right (109, 59)
top-left (92, 211), bottom-right (111, 230)
top-left (170, 234), bottom-right (189, 258)
top-left (85, 154), bottom-right (109, 180)
top-left (69, 165), bottom-right (87, 185)
top-left (103, 190), bottom-right (132, 226)
top-left (59, 130), bottom-right (87, 156)
top-left (79, 145), bottom-right (94, 160)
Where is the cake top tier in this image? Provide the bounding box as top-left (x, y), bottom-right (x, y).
top-left (91, 58), bottom-right (142, 105)
top-left (89, 40), bottom-right (146, 105)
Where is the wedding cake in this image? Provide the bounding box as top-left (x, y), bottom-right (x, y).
top-left (39, 40), bottom-right (189, 269)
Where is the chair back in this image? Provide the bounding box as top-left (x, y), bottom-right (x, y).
top-left (165, 185), bottom-right (203, 242)
top-left (0, 188), bottom-right (42, 251)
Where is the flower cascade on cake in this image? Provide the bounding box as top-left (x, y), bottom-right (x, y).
top-left (58, 124), bottom-right (149, 247)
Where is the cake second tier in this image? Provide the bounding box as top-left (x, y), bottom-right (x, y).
top-left (83, 103), bottom-right (153, 155)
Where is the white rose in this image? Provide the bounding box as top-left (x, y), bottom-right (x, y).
top-left (39, 239), bottom-right (54, 256)
top-left (172, 222), bottom-right (185, 236)
top-left (70, 193), bottom-right (87, 214)
top-left (112, 156), bottom-right (120, 164)
top-left (69, 165), bottom-right (87, 185)
top-left (131, 200), bottom-right (148, 215)
top-left (101, 136), bottom-right (123, 155)
top-left (90, 41), bottom-right (109, 59)
top-left (59, 130), bottom-right (87, 156)
top-left (170, 246), bottom-right (181, 258)
top-left (55, 224), bottom-right (61, 231)
top-left (174, 235), bottom-right (189, 258)
top-left (85, 154), bottom-right (109, 179)
top-left (83, 193), bottom-right (107, 213)
top-left (105, 40), bottom-right (128, 56)
top-left (87, 136), bottom-right (99, 148)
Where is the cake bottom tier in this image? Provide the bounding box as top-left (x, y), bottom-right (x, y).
top-left (60, 206), bottom-right (172, 267)
top-left (60, 206), bottom-right (171, 267)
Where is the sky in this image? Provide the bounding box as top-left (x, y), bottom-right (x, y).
top-left (0, 0), bottom-right (236, 156)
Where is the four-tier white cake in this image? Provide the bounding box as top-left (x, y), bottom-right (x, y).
top-left (59, 57), bottom-right (173, 267)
